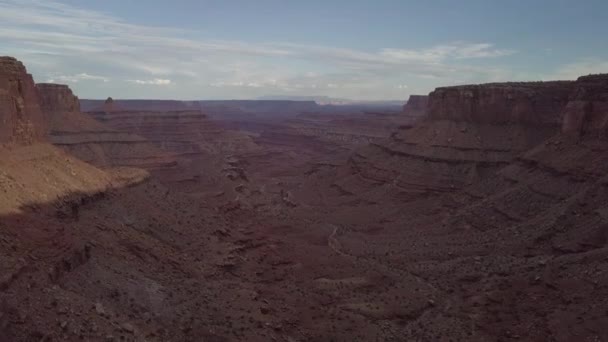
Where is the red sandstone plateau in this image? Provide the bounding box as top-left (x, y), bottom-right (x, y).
top-left (1, 56), bottom-right (607, 342)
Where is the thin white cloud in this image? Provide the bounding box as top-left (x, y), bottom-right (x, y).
top-left (129, 79), bottom-right (173, 85)
top-left (379, 42), bottom-right (514, 62)
top-left (46, 72), bottom-right (109, 83)
top-left (0, 0), bottom-right (520, 99)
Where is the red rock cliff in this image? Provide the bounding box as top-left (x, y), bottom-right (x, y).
top-left (35, 83), bottom-right (177, 169)
top-left (402, 95), bottom-right (429, 117)
top-left (561, 74), bottom-right (608, 136)
top-left (36, 83), bottom-right (80, 113)
top-left (428, 81), bottom-right (574, 125)
top-left (334, 80), bottom-right (578, 201)
top-left (0, 56), bottom-right (46, 144)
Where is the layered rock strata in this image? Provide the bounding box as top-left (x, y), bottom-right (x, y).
top-left (0, 57), bottom-right (46, 144)
top-left (37, 85), bottom-right (176, 169)
top-left (402, 94), bottom-right (429, 120)
top-left (326, 81), bottom-right (578, 201)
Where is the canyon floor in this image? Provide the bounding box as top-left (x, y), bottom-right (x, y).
top-left (1, 57), bottom-right (608, 342)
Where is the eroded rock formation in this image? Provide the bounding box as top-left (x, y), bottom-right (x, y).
top-left (402, 94), bottom-right (429, 119)
top-left (0, 57), bottom-right (46, 144)
top-left (36, 85), bottom-right (177, 169)
top-left (561, 74), bottom-right (608, 136)
top-left (428, 81), bottom-right (573, 124)
top-left (316, 80), bottom-right (579, 203)
top-left (36, 83), bottom-right (80, 113)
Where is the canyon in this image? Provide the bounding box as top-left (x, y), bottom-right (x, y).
top-left (1, 56), bottom-right (607, 342)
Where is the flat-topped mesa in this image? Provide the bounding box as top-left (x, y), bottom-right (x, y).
top-left (36, 83), bottom-right (80, 112)
top-left (0, 56), bottom-right (46, 144)
top-left (81, 98), bottom-right (202, 112)
top-left (561, 73), bottom-right (608, 136)
top-left (87, 105), bottom-right (218, 156)
top-left (428, 81), bottom-right (574, 125)
top-left (335, 81), bottom-right (580, 200)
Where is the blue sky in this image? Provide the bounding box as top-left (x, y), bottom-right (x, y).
top-left (1, 0), bottom-right (607, 100)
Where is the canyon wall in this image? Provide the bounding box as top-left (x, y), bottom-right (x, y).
top-left (86, 102), bottom-right (260, 193)
top-left (561, 74), bottom-right (608, 136)
top-left (319, 80), bottom-right (579, 203)
top-left (88, 98), bottom-right (261, 156)
top-left (0, 57), bottom-right (46, 144)
top-left (37, 85), bottom-right (177, 169)
top-left (81, 99), bottom-right (320, 119)
top-left (402, 95), bottom-right (429, 118)
top-left (80, 99), bottom-right (202, 112)
top-left (37, 83), bottom-right (80, 113)
top-left (89, 108), bottom-right (222, 156)
top-left (428, 81), bottom-right (573, 124)
top-left (0, 58), bottom-right (148, 214)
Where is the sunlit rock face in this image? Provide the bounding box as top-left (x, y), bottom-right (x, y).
top-left (0, 57), bottom-right (47, 144)
top-left (36, 83), bottom-right (80, 113)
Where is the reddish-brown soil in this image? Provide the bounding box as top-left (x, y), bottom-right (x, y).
top-left (1, 56), bottom-right (608, 342)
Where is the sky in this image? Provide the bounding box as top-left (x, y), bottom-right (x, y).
top-left (1, 0), bottom-right (608, 100)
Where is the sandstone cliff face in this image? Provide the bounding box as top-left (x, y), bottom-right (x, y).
top-left (561, 74), bottom-right (608, 136)
top-left (277, 112), bottom-right (402, 148)
top-left (428, 81), bottom-right (574, 125)
top-left (402, 95), bottom-right (428, 117)
top-left (86, 105), bottom-right (260, 193)
top-left (429, 77), bottom-right (608, 341)
top-left (320, 81), bottom-right (577, 203)
top-left (89, 109), bottom-right (213, 155)
top-left (36, 83), bottom-right (80, 113)
top-left (0, 57), bottom-right (46, 144)
top-left (36, 84), bottom-right (176, 169)
top-left (89, 106), bottom-right (259, 157)
top-left (80, 98), bottom-right (202, 112)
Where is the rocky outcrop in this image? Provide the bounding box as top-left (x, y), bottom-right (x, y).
top-left (86, 104), bottom-right (260, 193)
top-left (80, 98), bottom-right (201, 112)
top-left (324, 81), bottom-right (577, 202)
top-left (424, 76), bottom-right (608, 341)
top-left (428, 81), bottom-right (574, 124)
top-left (402, 95), bottom-right (428, 118)
top-left (37, 85), bottom-right (176, 169)
top-left (279, 112), bottom-right (401, 148)
top-left (88, 105), bottom-right (259, 157)
top-left (0, 57), bottom-right (46, 144)
top-left (89, 109), bottom-right (213, 156)
top-left (561, 74), bottom-right (608, 136)
top-left (36, 83), bottom-right (80, 113)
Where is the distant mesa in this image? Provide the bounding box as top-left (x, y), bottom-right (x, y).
top-left (427, 81), bottom-right (573, 125)
top-left (258, 95), bottom-right (404, 106)
top-left (36, 83), bottom-right (81, 113)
